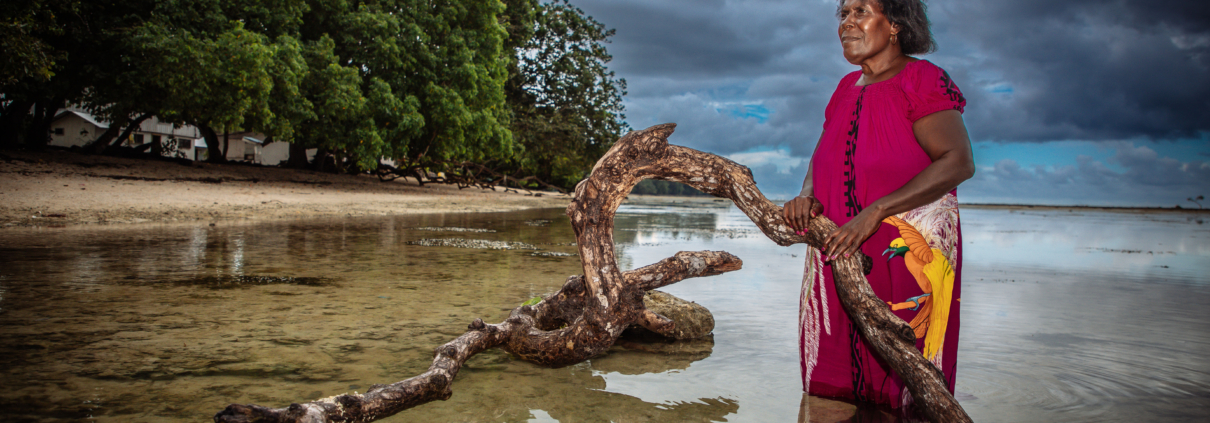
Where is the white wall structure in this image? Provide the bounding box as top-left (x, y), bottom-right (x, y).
top-left (48, 110), bottom-right (108, 148)
top-left (49, 107), bottom-right (200, 161)
top-left (47, 108), bottom-right (316, 165)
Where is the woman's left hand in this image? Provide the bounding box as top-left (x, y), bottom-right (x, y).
top-left (822, 208), bottom-right (882, 261)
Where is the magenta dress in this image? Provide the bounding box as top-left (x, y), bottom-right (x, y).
top-left (799, 60), bottom-right (966, 408)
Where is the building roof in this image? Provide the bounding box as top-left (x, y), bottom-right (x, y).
top-left (53, 110), bottom-right (109, 129)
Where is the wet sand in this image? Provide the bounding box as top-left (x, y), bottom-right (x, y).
top-left (0, 201), bottom-right (1207, 422)
top-left (0, 150), bottom-right (570, 228)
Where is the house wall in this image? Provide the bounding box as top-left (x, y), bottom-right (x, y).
top-left (49, 109), bottom-right (206, 160)
top-left (48, 115), bottom-right (103, 148)
top-left (126, 132), bottom-right (201, 160)
top-left (131, 117), bottom-right (203, 160)
top-left (47, 108), bottom-right (314, 165)
top-left (262, 142), bottom-right (290, 166)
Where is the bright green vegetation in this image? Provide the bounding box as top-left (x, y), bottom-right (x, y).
top-left (0, 0), bottom-right (627, 190)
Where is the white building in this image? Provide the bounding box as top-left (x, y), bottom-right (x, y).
top-left (47, 108), bottom-right (304, 165)
top-left (216, 131), bottom-right (292, 166)
top-left (48, 108), bottom-right (206, 160)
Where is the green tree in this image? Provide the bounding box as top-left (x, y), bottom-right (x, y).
top-left (0, 0), bottom-right (145, 149)
top-left (506, 0), bottom-right (628, 188)
top-left (287, 0), bottom-right (509, 172)
top-left (2, 0), bottom-right (622, 189)
top-left (0, 1), bottom-right (63, 86)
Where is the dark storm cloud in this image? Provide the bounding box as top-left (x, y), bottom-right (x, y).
top-left (569, 0), bottom-right (850, 163)
top-left (573, 0), bottom-right (1209, 145)
top-left (574, 0), bottom-right (838, 80)
top-left (934, 0), bottom-right (1210, 141)
top-left (566, 0), bottom-right (1209, 201)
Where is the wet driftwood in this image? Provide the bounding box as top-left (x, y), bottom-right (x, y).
top-left (214, 123), bottom-right (970, 423)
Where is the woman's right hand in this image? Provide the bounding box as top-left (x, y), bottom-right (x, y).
top-left (783, 195), bottom-right (824, 234)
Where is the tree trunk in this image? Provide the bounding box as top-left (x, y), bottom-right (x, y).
top-left (88, 124), bottom-right (123, 153)
top-left (89, 113), bottom-right (151, 155)
top-left (221, 131), bottom-right (231, 161)
top-left (286, 141), bottom-right (309, 168)
top-left (205, 127), bottom-right (228, 163)
top-left (25, 98), bottom-right (63, 150)
top-left (0, 99), bottom-right (32, 149)
top-left (198, 124), bottom-right (222, 163)
top-left (113, 114), bottom-right (152, 153)
top-left (213, 123), bottom-right (971, 423)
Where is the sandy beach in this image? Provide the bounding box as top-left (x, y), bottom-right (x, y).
top-left (3, 149), bottom-right (1202, 230)
top-left (0, 149), bottom-right (572, 228)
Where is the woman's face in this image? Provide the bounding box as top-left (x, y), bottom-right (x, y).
top-left (838, 0), bottom-right (898, 65)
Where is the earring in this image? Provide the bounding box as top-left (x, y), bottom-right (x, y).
top-left (891, 34), bottom-right (898, 44)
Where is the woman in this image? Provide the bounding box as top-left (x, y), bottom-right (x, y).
top-left (782, 0), bottom-right (974, 409)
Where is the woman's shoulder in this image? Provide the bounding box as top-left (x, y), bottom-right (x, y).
top-left (900, 59), bottom-right (948, 85)
top-left (899, 59), bottom-right (966, 119)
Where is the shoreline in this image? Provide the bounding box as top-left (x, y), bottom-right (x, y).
top-left (624, 194), bottom-right (1210, 215)
top-left (3, 150), bottom-right (1203, 230)
top-left (0, 149), bottom-right (571, 229)
top-left (959, 203), bottom-right (1209, 214)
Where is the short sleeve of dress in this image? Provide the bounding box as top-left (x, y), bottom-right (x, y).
top-left (905, 61), bottom-right (966, 122)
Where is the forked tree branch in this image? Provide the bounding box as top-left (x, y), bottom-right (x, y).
top-left (214, 123), bottom-right (970, 423)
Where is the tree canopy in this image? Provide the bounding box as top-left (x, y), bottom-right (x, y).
top-left (505, 0), bottom-right (628, 188)
top-left (0, 0), bottom-right (627, 190)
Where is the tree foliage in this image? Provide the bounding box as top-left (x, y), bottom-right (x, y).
top-left (0, 0), bottom-right (627, 189)
top-left (630, 179), bottom-right (711, 197)
top-left (505, 0), bottom-right (628, 188)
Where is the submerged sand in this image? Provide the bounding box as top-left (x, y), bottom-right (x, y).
top-left (0, 150), bottom-right (571, 228)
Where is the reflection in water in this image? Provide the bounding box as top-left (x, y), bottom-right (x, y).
top-left (604, 333), bottom-right (715, 375)
top-left (798, 393), bottom-right (925, 423)
top-left (0, 209), bottom-right (739, 422)
top-left (962, 208), bottom-right (1209, 283)
top-left (0, 204), bottom-right (1207, 422)
top-left (611, 202), bottom-right (1210, 423)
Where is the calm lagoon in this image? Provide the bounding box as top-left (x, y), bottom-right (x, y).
top-left (0, 201), bottom-right (1207, 422)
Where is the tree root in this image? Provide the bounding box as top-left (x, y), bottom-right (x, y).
top-left (213, 251), bottom-right (741, 423)
top-left (214, 123), bottom-right (971, 423)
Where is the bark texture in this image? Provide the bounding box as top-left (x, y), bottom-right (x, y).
top-left (213, 251), bottom-right (742, 423)
top-left (213, 123), bottom-right (970, 423)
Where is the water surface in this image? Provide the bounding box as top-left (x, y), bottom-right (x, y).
top-left (0, 203), bottom-right (1207, 422)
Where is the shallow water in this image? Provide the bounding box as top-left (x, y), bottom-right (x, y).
top-left (0, 203), bottom-right (1207, 422)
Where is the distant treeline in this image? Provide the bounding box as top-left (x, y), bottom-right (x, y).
top-left (0, 0), bottom-right (627, 190)
top-left (629, 179), bottom-right (710, 197)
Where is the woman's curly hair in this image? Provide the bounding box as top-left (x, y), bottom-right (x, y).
top-left (838, 0), bottom-right (937, 55)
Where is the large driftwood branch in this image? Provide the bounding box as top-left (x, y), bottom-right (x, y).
top-left (563, 123), bottom-right (968, 422)
top-left (213, 251), bottom-right (741, 423)
top-left (214, 123), bottom-right (970, 423)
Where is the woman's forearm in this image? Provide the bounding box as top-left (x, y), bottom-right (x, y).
top-left (799, 166), bottom-right (814, 197)
top-left (866, 109), bottom-right (974, 220)
top-left (864, 150), bottom-right (974, 220)
top-left (818, 110), bottom-right (974, 260)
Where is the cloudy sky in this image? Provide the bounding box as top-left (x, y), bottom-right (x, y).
top-left (569, 0), bottom-right (1210, 207)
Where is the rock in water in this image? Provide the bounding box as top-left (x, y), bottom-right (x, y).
top-left (632, 290), bottom-right (715, 340)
